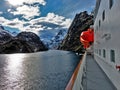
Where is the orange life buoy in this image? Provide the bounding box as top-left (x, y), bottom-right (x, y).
top-left (80, 28), bottom-right (94, 49)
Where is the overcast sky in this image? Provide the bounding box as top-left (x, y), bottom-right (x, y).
top-left (0, 0), bottom-right (96, 33)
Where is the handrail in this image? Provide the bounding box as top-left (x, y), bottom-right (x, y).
top-left (66, 52), bottom-right (87, 90)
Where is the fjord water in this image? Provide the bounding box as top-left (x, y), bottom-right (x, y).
top-left (0, 50), bottom-right (81, 90)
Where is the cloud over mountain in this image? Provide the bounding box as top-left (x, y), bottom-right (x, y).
top-left (0, 12), bottom-right (72, 32)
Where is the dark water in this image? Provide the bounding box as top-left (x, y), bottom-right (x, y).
top-left (0, 50), bottom-right (81, 90)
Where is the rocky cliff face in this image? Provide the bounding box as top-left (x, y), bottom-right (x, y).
top-left (0, 27), bottom-right (48, 53)
top-left (58, 11), bottom-right (93, 53)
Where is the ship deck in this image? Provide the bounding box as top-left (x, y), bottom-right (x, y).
top-left (84, 54), bottom-right (116, 90)
top-left (66, 52), bottom-right (117, 90)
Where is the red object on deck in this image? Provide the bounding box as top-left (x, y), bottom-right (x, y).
top-left (80, 28), bottom-right (94, 49)
top-left (116, 65), bottom-right (120, 70)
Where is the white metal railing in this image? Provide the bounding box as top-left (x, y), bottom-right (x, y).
top-left (72, 52), bottom-right (87, 90)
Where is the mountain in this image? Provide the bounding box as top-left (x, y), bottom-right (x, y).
top-left (58, 11), bottom-right (93, 53)
top-left (1, 25), bottom-right (67, 50)
top-left (39, 29), bottom-right (59, 48)
top-left (39, 29), bottom-right (68, 49)
top-left (0, 25), bottom-right (20, 36)
top-left (0, 25), bottom-right (4, 30)
top-left (4, 26), bottom-right (20, 36)
top-left (0, 25), bottom-right (48, 53)
top-left (48, 29), bottom-right (67, 49)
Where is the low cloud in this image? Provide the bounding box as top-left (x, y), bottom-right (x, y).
top-left (31, 13), bottom-right (72, 29)
top-left (0, 12), bottom-right (72, 32)
top-left (7, 0), bottom-right (46, 20)
top-left (6, 0), bottom-right (46, 6)
top-left (0, 12), bottom-right (3, 14)
top-left (11, 5), bottom-right (40, 20)
top-left (0, 17), bottom-right (25, 31)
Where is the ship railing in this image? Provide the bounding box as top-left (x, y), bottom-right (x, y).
top-left (66, 52), bottom-right (87, 90)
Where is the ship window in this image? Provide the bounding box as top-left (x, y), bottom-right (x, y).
top-left (102, 10), bottom-right (105, 21)
top-left (110, 50), bottom-right (115, 62)
top-left (95, 26), bottom-right (98, 33)
top-left (94, 49), bottom-right (96, 53)
top-left (99, 49), bottom-right (101, 56)
top-left (99, 20), bottom-right (101, 27)
top-left (96, 26), bottom-right (98, 31)
top-left (103, 49), bottom-right (106, 58)
top-left (109, 0), bottom-right (114, 9)
top-left (96, 49), bottom-right (98, 54)
top-left (95, 49), bottom-right (97, 54)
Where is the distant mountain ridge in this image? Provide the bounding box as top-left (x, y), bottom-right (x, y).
top-left (0, 25), bottom-right (20, 36)
top-left (0, 24), bottom-right (68, 50)
top-left (48, 29), bottom-right (67, 49)
top-left (0, 25), bottom-right (48, 53)
top-left (39, 28), bottom-right (68, 49)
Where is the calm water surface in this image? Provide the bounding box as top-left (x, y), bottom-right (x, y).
top-left (0, 50), bottom-right (81, 90)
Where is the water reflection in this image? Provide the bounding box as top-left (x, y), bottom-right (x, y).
top-left (7, 54), bottom-right (24, 69)
top-left (4, 54), bottom-right (25, 89)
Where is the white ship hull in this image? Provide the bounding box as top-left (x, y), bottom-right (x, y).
top-left (94, 0), bottom-right (120, 89)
